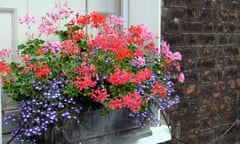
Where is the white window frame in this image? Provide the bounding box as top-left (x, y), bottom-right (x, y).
top-left (0, 7), bottom-right (18, 142)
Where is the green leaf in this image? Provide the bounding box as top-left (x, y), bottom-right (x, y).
top-left (63, 84), bottom-right (80, 98)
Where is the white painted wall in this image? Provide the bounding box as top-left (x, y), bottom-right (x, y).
top-left (87, 0), bottom-right (121, 15)
top-left (0, 13), bottom-right (13, 48)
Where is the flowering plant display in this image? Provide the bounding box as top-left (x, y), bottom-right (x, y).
top-left (1, 2), bottom-right (184, 144)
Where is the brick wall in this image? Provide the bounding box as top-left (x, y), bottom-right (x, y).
top-left (161, 0), bottom-right (240, 144)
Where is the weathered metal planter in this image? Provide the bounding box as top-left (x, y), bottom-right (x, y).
top-left (40, 109), bottom-right (151, 144)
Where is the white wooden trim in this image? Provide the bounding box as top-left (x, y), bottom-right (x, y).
top-left (158, 0), bottom-right (162, 53)
top-left (121, 0), bottom-right (129, 28)
top-left (85, 0), bottom-right (88, 13)
top-left (12, 8), bottom-right (18, 62)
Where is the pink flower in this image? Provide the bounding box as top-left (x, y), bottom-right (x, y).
top-left (122, 91), bottom-right (143, 112)
top-left (109, 15), bottom-right (125, 25)
top-left (174, 62), bottom-right (181, 71)
top-left (63, 1), bottom-right (69, 7)
top-left (166, 51), bottom-right (182, 61)
top-left (74, 62), bottom-right (97, 91)
top-left (74, 75), bottom-right (96, 91)
top-left (109, 91), bottom-right (144, 112)
top-left (132, 57), bottom-right (146, 67)
top-left (109, 99), bottom-right (124, 110)
top-left (18, 13), bottom-right (36, 25)
top-left (38, 18), bottom-right (58, 35)
top-left (161, 41), bottom-right (182, 61)
top-left (166, 51), bottom-right (173, 59)
top-left (91, 86), bottom-right (109, 102)
top-left (131, 68), bottom-right (152, 84)
top-left (173, 52), bottom-right (182, 61)
top-left (54, 2), bottom-right (58, 9)
top-left (108, 67), bottom-right (132, 85)
top-left (142, 25), bottom-right (154, 41)
top-left (47, 11), bottom-right (59, 22)
top-left (61, 40), bottom-right (80, 55)
top-left (161, 40), bottom-right (170, 55)
top-left (23, 54), bottom-right (32, 62)
top-left (0, 48), bottom-right (12, 59)
top-left (44, 41), bottom-right (62, 53)
top-left (178, 72), bottom-right (185, 83)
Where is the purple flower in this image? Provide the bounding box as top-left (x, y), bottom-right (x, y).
top-left (4, 78), bottom-right (83, 143)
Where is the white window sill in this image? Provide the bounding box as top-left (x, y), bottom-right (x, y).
top-left (135, 125), bottom-right (171, 144)
top-left (2, 125), bottom-right (172, 144)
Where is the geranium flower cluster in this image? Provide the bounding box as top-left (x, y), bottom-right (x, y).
top-left (1, 2), bottom-right (184, 144)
